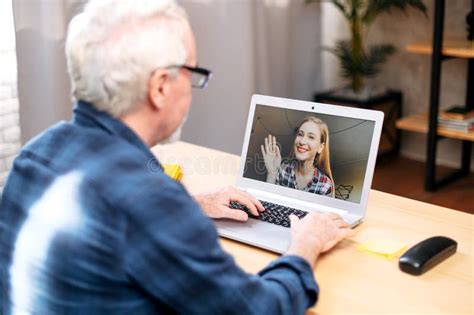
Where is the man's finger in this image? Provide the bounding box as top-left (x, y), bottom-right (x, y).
top-left (340, 227), bottom-right (356, 237)
top-left (326, 213), bottom-right (349, 228)
top-left (289, 214), bottom-right (300, 227)
top-left (261, 145), bottom-right (266, 156)
top-left (221, 207), bottom-right (248, 222)
top-left (230, 192), bottom-right (259, 216)
top-left (335, 219), bottom-right (349, 229)
top-left (327, 212), bottom-right (343, 220)
top-left (235, 189), bottom-right (265, 212)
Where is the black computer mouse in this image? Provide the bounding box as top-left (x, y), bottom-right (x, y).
top-left (399, 236), bottom-right (457, 275)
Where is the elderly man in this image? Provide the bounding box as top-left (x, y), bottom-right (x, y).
top-left (0, 1), bottom-right (352, 314)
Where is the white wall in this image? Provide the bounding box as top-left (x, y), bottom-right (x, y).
top-left (0, 0), bottom-right (20, 189)
top-left (180, 0), bottom-right (257, 155)
top-left (14, 0), bottom-right (84, 144)
top-left (180, 0), bottom-right (322, 155)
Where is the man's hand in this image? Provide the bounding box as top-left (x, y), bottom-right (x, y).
top-left (286, 212), bottom-right (354, 268)
top-left (194, 186), bottom-right (265, 221)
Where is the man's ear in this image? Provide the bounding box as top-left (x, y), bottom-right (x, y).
top-left (148, 69), bottom-right (170, 110)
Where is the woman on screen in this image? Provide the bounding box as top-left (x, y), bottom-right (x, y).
top-left (261, 116), bottom-right (335, 197)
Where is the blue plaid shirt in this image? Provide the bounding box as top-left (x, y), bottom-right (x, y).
top-left (0, 101), bottom-right (318, 314)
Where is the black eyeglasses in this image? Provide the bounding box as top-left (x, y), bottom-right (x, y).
top-left (168, 65), bottom-right (213, 89)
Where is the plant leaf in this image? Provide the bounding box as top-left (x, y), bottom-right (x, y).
top-left (363, 0), bottom-right (427, 25)
top-left (329, 41), bottom-right (395, 79)
top-left (329, 40), bottom-right (359, 79)
top-left (360, 44), bottom-right (396, 76)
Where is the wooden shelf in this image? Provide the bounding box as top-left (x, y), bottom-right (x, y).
top-left (396, 114), bottom-right (474, 142)
top-left (406, 40), bottom-right (474, 58)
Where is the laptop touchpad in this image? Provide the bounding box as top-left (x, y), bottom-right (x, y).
top-left (214, 218), bottom-right (291, 254)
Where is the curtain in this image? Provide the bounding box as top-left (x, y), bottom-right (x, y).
top-left (13, 0), bottom-right (86, 143)
top-left (14, 0), bottom-right (322, 155)
top-left (180, 0), bottom-right (322, 154)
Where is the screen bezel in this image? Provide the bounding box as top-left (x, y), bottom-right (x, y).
top-left (237, 94), bottom-right (384, 218)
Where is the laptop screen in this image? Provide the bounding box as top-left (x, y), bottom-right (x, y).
top-left (243, 104), bottom-right (376, 204)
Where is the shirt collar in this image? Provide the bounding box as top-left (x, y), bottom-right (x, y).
top-left (72, 100), bottom-right (157, 162)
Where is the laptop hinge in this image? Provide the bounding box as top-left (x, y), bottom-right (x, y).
top-left (242, 188), bottom-right (348, 215)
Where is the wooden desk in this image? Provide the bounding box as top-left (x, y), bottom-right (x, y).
top-left (152, 141), bottom-right (473, 314)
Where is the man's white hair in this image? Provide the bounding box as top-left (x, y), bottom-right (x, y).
top-left (66, 0), bottom-right (189, 117)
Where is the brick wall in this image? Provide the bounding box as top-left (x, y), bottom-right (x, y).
top-left (0, 2), bottom-right (20, 190)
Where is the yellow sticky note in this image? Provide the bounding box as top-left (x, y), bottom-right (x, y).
top-left (162, 164), bottom-right (183, 182)
top-left (357, 239), bottom-right (407, 260)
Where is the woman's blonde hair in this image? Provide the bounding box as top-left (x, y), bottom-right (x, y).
top-left (293, 116), bottom-right (335, 196)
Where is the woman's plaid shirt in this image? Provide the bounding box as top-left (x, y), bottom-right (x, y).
top-left (275, 160), bottom-right (334, 196)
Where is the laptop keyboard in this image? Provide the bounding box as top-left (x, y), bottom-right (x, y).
top-left (229, 200), bottom-right (308, 228)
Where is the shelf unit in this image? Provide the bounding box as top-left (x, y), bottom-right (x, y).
top-left (396, 0), bottom-right (474, 191)
top-left (405, 40), bottom-right (474, 58)
top-left (396, 114), bottom-right (474, 141)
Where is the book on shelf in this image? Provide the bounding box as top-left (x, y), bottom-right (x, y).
top-left (438, 117), bottom-right (474, 132)
top-left (439, 106), bottom-right (474, 121)
top-left (438, 117), bottom-right (474, 126)
top-left (438, 124), bottom-right (474, 132)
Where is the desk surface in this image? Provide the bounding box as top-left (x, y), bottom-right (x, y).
top-left (152, 141), bottom-right (473, 314)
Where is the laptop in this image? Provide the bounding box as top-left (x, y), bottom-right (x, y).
top-left (214, 94), bottom-right (384, 253)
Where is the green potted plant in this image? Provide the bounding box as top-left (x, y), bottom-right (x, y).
top-left (307, 0), bottom-right (427, 96)
top-left (309, 0), bottom-right (427, 159)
